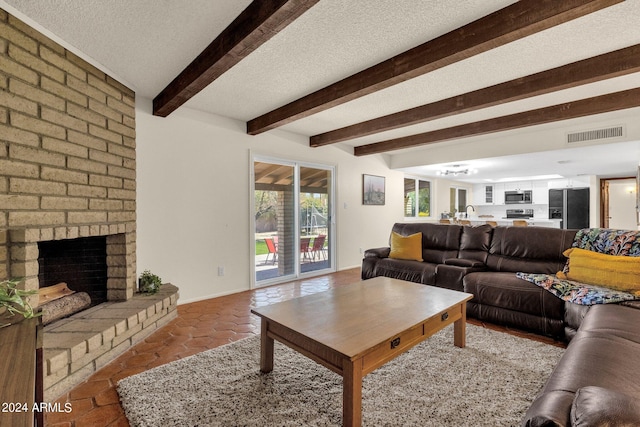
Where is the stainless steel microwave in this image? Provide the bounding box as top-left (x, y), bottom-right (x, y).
top-left (505, 190), bottom-right (532, 204)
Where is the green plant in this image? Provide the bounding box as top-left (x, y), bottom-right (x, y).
top-left (0, 278), bottom-right (40, 327)
top-left (139, 270), bottom-right (162, 294)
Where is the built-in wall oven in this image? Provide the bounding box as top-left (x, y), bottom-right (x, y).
top-left (504, 190), bottom-right (532, 204)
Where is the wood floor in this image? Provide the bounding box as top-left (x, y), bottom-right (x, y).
top-left (45, 268), bottom-right (563, 426)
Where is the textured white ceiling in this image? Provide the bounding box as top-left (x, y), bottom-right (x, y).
top-left (184, 0), bottom-right (517, 120)
top-left (2, 0), bottom-right (640, 182)
top-left (1, 0), bottom-right (253, 95)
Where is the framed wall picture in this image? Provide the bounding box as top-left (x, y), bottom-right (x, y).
top-left (363, 174), bottom-right (385, 205)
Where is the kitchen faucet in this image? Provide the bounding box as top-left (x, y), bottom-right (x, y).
top-left (464, 204), bottom-right (475, 218)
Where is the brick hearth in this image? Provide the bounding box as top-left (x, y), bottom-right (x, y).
top-left (43, 284), bottom-right (178, 401)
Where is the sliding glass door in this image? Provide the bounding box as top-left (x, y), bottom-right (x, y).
top-left (253, 157), bottom-right (334, 286)
top-left (299, 166), bottom-right (331, 274)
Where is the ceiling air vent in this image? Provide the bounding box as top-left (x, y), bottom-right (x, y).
top-left (567, 126), bottom-right (624, 144)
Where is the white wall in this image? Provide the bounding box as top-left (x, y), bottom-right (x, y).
top-left (136, 98), bottom-right (405, 303)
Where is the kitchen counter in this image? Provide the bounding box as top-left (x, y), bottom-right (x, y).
top-left (466, 218), bottom-right (562, 228)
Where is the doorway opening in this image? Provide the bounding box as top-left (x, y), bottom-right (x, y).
top-left (600, 177), bottom-right (637, 229)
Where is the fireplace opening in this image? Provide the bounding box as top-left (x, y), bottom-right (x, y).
top-left (38, 236), bottom-right (108, 307)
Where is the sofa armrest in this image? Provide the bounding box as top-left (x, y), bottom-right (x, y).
top-left (521, 390), bottom-right (574, 427)
top-left (364, 247), bottom-right (390, 258)
top-left (571, 386), bottom-right (640, 427)
top-left (444, 258), bottom-right (485, 268)
top-left (435, 262), bottom-right (486, 292)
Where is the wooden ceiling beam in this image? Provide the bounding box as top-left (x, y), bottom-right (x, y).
top-left (153, 0), bottom-right (319, 117)
top-left (311, 44), bottom-right (640, 146)
top-left (354, 87), bottom-right (640, 156)
top-left (247, 0), bottom-right (622, 135)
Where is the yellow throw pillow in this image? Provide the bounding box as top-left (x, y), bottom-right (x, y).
top-left (389, 232), bottom-right (423, 262)
top-left (557, 248), bottom-right (640, 296)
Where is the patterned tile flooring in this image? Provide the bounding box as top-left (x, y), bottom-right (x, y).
top-left (44, 268), bottom-right (563, 426)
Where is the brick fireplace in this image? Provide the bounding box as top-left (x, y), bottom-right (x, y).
top-left (0, 9), bottom-right (178, 400)
top-left (38, 235), bottom-right (109, 306)
top-left (9, 225), bottom-right (136, 303)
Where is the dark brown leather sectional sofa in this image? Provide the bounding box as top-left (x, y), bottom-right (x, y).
top-left (522, 303), bottom-right (640, 427)
top-left (361, 222), bottom-right (577, 338)
top-left (362, 222), bottom-right (640, 427)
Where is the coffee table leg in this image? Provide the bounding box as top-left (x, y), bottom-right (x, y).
top-left (454, 303), bottom-right (467, 348)
top-left (343, 358), bottom-right (363, 427)
top-left (260, 319), bottom-right (274, 373)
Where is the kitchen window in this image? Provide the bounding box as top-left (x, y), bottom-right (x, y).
top-left (404, 177), bottom-right (431, 218)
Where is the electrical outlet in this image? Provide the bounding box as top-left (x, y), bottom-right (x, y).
top-left (217, 266), bottom-right (225, 276)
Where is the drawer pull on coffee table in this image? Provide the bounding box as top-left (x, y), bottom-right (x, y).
top-left (390, 337), bottom-right (401, 349)
top-left (441, 312), bottom-right (449, 321)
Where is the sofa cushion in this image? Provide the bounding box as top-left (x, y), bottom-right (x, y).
top-left (458, 224), bottom-right (493, 263)
top-left (389, 231), bottom-right (423, 261)
top-left (571, 386), bottom-right (640, 427)
top-left (486, 227), bottom-right (577, 273)
top-left (464, 272), bottom-right (564, 319)
top-left (557, 248), bottom-right (640, 296)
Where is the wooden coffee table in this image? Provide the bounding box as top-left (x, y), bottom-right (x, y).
top-left (250, 277), bottom-right (474, 426)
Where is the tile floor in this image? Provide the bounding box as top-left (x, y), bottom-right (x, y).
top-left (44, 268), bottom-right (563, 426)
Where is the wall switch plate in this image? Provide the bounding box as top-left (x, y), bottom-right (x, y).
top-left (217, 266), bottom-right (225, 276)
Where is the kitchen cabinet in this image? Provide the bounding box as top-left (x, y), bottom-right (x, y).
top-left (548, 178), bottom-right (590, 189)
top-left (493, 183), bottom-right (505, 205)
top-left (532, 181), bottom-right (548, 204)
top-left (473, 184), bottom-right (495, 205)
top-left (503, 181), bottom-right (532, 192)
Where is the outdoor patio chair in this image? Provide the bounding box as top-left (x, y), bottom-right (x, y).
top-left (264, 237), bottom-right (278, 265)
top-left (310, 234), bottom-right (326, 261)
top-left (300, 237), bottom-right (312, 262)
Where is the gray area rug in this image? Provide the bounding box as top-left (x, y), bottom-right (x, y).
top-left (117, 324), bottom-right (563, 426)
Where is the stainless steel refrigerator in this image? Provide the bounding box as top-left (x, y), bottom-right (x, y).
top-left (549, 188), bottom-right (590, 229)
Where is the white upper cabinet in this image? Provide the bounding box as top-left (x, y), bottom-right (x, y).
top-left (548, 177), bottom-right (590, 189)
top-left (473, 184), bottom-right (497, 205)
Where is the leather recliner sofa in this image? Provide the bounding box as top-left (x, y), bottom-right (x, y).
top-left (362, 223), bottom-right (640, 426)
top-left (362, 222), bottom-right (577, 339)
top-left (522, 303), bottom-right (640, 427)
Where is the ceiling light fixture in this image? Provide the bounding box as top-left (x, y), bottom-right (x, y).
top-left (436, 167), bottom-right (478, 176)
